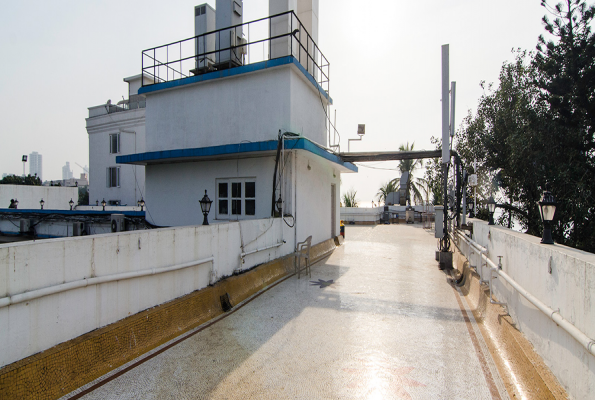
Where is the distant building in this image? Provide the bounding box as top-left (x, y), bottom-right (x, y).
top-left (86, 74), bottom-right (153, 206)
top-left (62, 162), bottom-right (74, 180)
top-left (29, 152), bottom-right (42, 181)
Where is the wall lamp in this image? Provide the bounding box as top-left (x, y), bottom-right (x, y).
top-left (199, 190), bottom-right (213, 225)
top-left (40, 198), bottom-right (45, 210)
top-left (137, 198), bottom-right (145, 211)
top-left (101, 198), bottom-right (106, 211)
top-left (69, 198), bottom-right (74, 210)
top-left (538, 183), bottom-right (557, 244)
top-left (487, 196), bottom-right (496, 225)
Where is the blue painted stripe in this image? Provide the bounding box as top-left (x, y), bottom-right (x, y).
top-left (138, 56), bottom-right (332, 103)
top-left (0, 209), bottom-right (146, 217)
top-left (117, 138), bottom-right (357, 172)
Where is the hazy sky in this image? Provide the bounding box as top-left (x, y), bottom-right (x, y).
top-left (1, 1), bottom-right (547, 201)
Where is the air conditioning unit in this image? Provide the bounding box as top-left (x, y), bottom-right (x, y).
top-left (111, 214), bottom-right (125, 233)
top-left (20, 219), bottom-right (30, 233)
top-left (73, 222), bottom-right (85, 236)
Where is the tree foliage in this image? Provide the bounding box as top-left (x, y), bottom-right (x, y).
top-left (450, 0), bottom-right (595, 252)
top-left (342, 189), bottom-right (358, 208)
top-left (0, 174), bottom-right (42, 186)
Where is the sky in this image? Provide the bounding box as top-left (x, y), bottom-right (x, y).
top-left (0, 0), bottom-right (548, 201)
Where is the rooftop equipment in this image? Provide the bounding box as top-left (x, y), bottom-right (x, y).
top-left (215, 0), bottom-right (244, 68)
top-left (193, 3), bottom-right (217, 74)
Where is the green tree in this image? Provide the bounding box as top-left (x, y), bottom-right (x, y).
top-left (342, 189), bottom-right (358, 208)
top-left (376, 180), bottom-right (398, 204)
top-left (388, 142), bottom-right (424, 205)
top-left (0, 174), bottom-right (42, 186)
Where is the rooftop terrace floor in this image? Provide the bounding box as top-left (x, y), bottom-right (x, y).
top-left (70, 225), bottom-right (510, 399)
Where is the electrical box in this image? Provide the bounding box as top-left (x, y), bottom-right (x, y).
top-left (73, 222), bottom-right (85, 236)
top-left (434, 206), bottom-right (444, 238)
top-left (20, 219), bottom-right (30, 233)
top-left (111, 214), bottom-right (125, 233)
top-left (215, 0), bottom-right (244, 68)
top-left (194, 3), bottom-right (217, 73)
top-left (468, 174), bottom-right (478, 187)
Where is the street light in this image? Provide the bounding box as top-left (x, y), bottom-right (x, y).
top-left (538, 183), bottom-right (557, 244)
top-left (468, 200), bottom-right (474, 218)
top-left (40, 198), bottom-right (45, 210)
top-left (199, 190), bottom-right (213, 225)
top-left (101, 198), bottom-right (106, 211)
top-left (487, 196), bottom-right (496, 225)
top-left (137, 198), bottom-right (145, 211)
top-left (69, 198), bottom-right (74, 210)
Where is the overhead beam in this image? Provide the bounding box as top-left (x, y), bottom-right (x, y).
top-left (339, 150), bottom-right (442, 163)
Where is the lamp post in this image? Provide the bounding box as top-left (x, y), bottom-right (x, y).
top-left (199, 190), bottom-right (213, 225)
top-left (137, 198), bottom-right (145, 211)
top-left (487, 196), bottom-right (496, 225)
top-left (538, 183), bottom-right (557, 244)
top-left (101, 198), bottom-right (106, 211)
top-left (69, 198), bottom-right (74, 210)
top-left (40, 199), bottom-right (44, 210)
top-left (14, 199), bottom-right (18, 209)
top-left (468, 200), bottom-right (474, 218)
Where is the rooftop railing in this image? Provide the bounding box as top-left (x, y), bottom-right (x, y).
top-left (141, 11), bottom-right (329, 94)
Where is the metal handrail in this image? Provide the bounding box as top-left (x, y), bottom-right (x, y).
top-left (455, 229), bottom-right (595, 357)
top-left (141, 10), bottom-right (329, 93)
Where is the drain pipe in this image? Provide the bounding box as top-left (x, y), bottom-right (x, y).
top-left (456, 229), bottom-right (595, 357)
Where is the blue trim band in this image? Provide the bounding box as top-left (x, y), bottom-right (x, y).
top-left (138, 56), bottom-right (332, 104)
top-left (0, 209), bottom-right (146, 217)
top-left (117, 138), bottom-right (357, 172)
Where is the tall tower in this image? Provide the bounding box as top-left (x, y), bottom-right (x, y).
top-left (29, 151), bottom-right (43, 181)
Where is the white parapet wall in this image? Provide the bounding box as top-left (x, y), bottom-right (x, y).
top-left (340, 205), bottom-right (434, 224)
top-left (0, 185), bottom-right (78, 210)
top-left (468, 220), bottom-right (594, 400)
top-left (0, 217), bottom-right (295, 368)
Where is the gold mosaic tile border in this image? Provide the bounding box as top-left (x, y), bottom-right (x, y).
top-left (0, 238), bottom-right (337, 400)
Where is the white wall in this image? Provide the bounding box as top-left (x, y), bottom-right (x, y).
top-left (86, 108), bottom-right (146, 207)
top-left (144, 63), bottom-right (327, 152)
top-left (295, 151), bottom-right (340, 245)
top-left (145, 156), bottom-right (276, 227)
top-left (0, 185), bottom-right (78, 210)
top-left (470, 221), bottom-right (595, 400)
top-left (0, 217), bottom-right (295, 368)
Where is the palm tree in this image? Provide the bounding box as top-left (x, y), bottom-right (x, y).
top-left (377, 180), bottom-right (398, 205)
top-left (342, 189), bottom-right (358, 207)
top-left (389, 142), bottom-right (424, 205)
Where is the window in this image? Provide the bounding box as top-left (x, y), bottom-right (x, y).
top-left (217, 178), bottom-right (256, 218)
top-left (110, 133), bottom-right (120, 154)
top-left (107, 167), bottom-right (120, 187)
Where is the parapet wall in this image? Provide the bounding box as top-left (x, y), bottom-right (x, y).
top-left (465, 220), bottom-right (595, 399)
top-left (0, 218), bottom-right (296, 369)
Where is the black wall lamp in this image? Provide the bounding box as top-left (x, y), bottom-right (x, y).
top-left (137, 198), bottom-right (145, 211)
top-left (101, 198), bottom-right (106, 211)
top-left (69, 198), bottom-right (74, 210)
top-left (40, 198), bottom-right (45, 210)
top-left (538, 183), bottom-right (557, 244)
top-left (199, 190), bottom-right (213, 225)
top-left (487, 196), bottom-right (496, 225)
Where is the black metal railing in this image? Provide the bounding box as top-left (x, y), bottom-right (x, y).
top-left (141, 11), bottom-right (329, 93)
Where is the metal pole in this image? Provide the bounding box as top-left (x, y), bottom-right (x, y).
top-left (474, 159), bottom-right (477, 216)
top-left (441, 44), bottom-right (450, 246)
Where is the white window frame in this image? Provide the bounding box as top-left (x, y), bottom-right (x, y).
top-left (109, 133), bottom-right (120, 154)
top-left (107, 167), bottom-right (120, 188)
top-left (216, 178), bottom-right (256, 219)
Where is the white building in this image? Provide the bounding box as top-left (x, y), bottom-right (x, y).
top-left (117, 0), bottom-right (356, 245)
top-left (29, 151), bottom-right (42, 181)
top-left (86, 74), bottom-right (152, 206)
top-left (62, 162), bottom-right (73, 180)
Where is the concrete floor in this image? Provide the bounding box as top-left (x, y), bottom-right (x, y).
top-left (70, 225), bottom-right (509, 400)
